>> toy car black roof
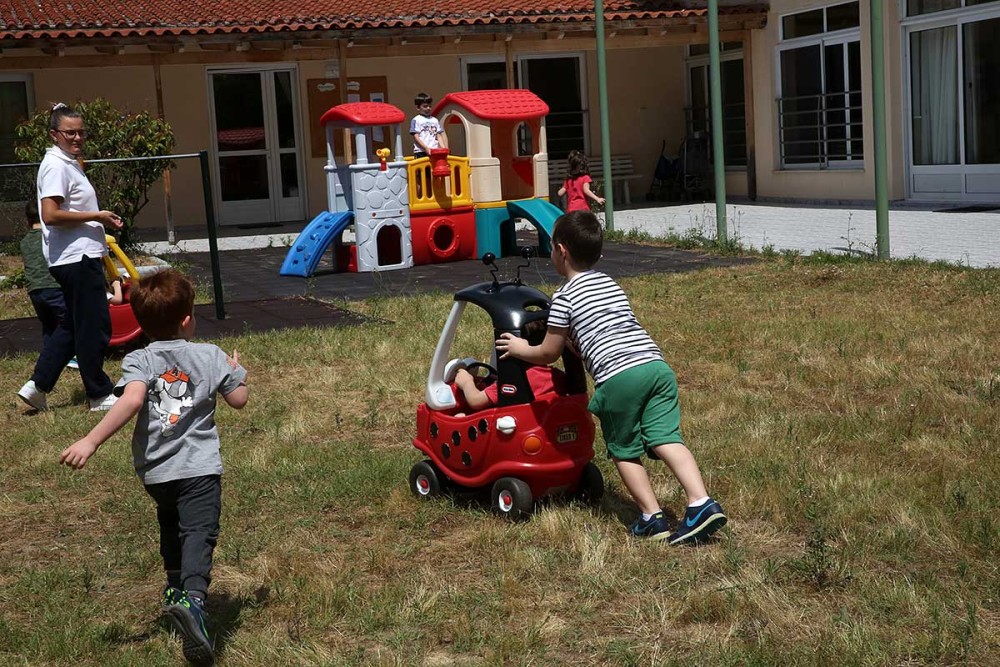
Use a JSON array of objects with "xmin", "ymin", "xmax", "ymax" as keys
[{"xmin": 454, "ymin": 281, "xmax": 550, "ymax": 331}]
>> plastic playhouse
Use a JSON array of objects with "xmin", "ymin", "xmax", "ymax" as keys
[
  {"xmin": 280, "ymin": 89, "xmax": 566, "ymax": 277},
  {"xmin": 408, "ymin": 252, "xmax": 604, "ymax": 520}
]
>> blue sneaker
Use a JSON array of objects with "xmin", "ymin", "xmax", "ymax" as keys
[
  {"xmin": 629, "ymin": 511, "xmax": 671, "ymax": 541},
  {"xmin": 669, "ymin": 498, "xmax": 728, "ymax": 545},
  {"xmin": 165, "ymin": 591, "xmax": 215, "ymax": 666}
]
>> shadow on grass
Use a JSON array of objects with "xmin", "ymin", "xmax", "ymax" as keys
[
  {"xmin": 206, "ymin": 586, "xmax": 270, "ymax": 656},
  {"xmin": 100, "ymin": 586, "xmax": 270, "ymax": 660}
]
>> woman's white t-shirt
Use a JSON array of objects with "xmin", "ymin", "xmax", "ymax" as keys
[{"xmin": 37, "ymin": 145, "xmax": 106, "ymax": 267}]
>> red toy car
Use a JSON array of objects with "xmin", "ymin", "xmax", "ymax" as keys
[{"xmin": 409, "ymin": 251, "xmax": 604, "ymax": 519}]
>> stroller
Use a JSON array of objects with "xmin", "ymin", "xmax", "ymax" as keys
[{"xmin": 645, "ymin": 140, "xmax": 681, "ymax": 202}]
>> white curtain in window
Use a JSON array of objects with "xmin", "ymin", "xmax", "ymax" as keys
[{"xmin": 912, "ymin": 26, "xmax": 959, "ymax": 165}]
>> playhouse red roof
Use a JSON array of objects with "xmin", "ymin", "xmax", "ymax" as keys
[
  {"xmin": 434, "ymin": 90, "xmax": 549, "ymax": 121},
  {"xmin": 319, "ymin": 102, "xmax": 406, "ymax": 127},
  {"xmin": 0, "ymin": 1, "xmax": 768, "ymax": 41}
]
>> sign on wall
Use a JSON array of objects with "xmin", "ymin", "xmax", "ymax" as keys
[{"xmin": 307, "ymin": 76, "xmax": 390, "ymax": 158}]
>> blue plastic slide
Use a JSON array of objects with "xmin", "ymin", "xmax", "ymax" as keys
[
  {"xmin": 505, "ymin": 198, "xmax": 563, "ymax": 253},
  {"xmin": 279, "ymin": 210, "xmax": 354, "ymax": 277}
]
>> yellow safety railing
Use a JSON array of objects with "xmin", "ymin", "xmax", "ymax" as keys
[
  {"xmin": 407, "ymin": 155, "xmax": 473, "ymax": 212},
  {"xmin": 103, "ymin": 234, "xmax": 141, "ymax": 283}
]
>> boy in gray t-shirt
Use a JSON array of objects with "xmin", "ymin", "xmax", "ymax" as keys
[{"xmin": 61, "ymin": 268, "xmax": 247, "ymax": 666}]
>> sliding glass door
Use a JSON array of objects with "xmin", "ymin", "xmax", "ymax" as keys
[{"xmin": 906, "ymin": 5, "xmax": 1000, "ymax": 199}]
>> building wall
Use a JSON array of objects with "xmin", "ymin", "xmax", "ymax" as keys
[
  {"xmin": 751, "ymin": 0, "xmax": 906, "ymax": 202},
  {"xmin": 1, "ymin": 39, "xmax": 715, "ymax": 235}
]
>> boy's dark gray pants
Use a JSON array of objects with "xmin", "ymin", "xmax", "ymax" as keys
[{"xmin": 145, "ymin": 475, "xmax": 221, "ymax": 598}]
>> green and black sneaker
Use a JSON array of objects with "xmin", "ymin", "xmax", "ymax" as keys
[
  {"xmin": 161, "ymin": 585, "xmax": 182, "ymax": 608},
  {"xmin": 164, "ymin": 591, "xmax": 215, "ymax": 666}
]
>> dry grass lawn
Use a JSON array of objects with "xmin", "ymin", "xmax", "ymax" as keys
[{"xmin": 1, "ymin": 254, "xmax": 999, "ymax": 666}]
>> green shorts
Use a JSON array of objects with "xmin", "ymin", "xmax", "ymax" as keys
[{"xmin": 588, "ymin": 360, "xmax": 684, "ymax": 460}]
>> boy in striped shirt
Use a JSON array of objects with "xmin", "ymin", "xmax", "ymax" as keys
[{"xmin": 496, "ymin": 210, "xmax": 727, "ymax": 544}]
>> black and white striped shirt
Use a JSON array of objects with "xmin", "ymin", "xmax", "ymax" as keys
[{"xmin": 548, "ymin": 270, "xmax": 663, "ymax": 384}]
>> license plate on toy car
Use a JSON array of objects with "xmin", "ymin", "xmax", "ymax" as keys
[{"xmin": 556, "ymin": 424, "xmax": 578, "ymax": 443}]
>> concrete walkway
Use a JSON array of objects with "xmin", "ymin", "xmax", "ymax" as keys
[
  {"xmin": 611, "ymin": 202, "xmax": 1000, "ymax": 268},
  {"xmin": 136, "ymin": 201, "xmax": 1000, "ymax": 268}
]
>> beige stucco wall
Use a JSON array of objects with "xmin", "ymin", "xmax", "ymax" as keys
[
  {"xmin": 3, "ymin": 37, "xmax": 747, "ymax": 236},
  {"xmin": 21, "ymin": 63, "xmax": 209, "ymax": 234},
  {"xmin": 751, "ymin": 0, "xmax": 906, "ymax": 202}
]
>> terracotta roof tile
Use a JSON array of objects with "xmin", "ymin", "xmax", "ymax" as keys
[{"xmin": 0, "ymin": 1, "xmax": 767, "ymax": 41}]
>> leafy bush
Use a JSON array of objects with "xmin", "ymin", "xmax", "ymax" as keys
[
  {"xmin": 14, "ymin": 98, "xmax": 175, "ymax": 246},
  {"xmin": 0, "ymin": 267, "xmax": 27, "ymax": 290}
]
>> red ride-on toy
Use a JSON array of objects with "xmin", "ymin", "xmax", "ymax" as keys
[
  {"xmin": 409, "ymin": 249, "xmax": 604, "ymax": 520},
  {"xmin": 102, "ymin": 234, "xmax": 145, "ymax": 347}
]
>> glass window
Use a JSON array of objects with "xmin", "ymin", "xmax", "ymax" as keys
[
  {"xmin": 910, "ymin": 26, "xmax": 960, "ymax": 165},
  {"xmin": 0, "ymin": 79, "xmax": 30, "ymax": 163},
  {"xmin": 779, "ymin": 45, "xmax": 823, "ymax": 165},
  {"xmin": 686, "ymin": 53, "xmax": 747, "ymax": 167},
  {"xmin": 908, "ymin": 0, "xmax": 962, "ymax": 15},
  {"xmin": 827, "ymin": 2, "xmax": 861, "ymax": 31},
  {"xmin": 466, "ymin": 62, "xmax": 513, "ymax": 90},
  {"xmin": 777, "ymin": 3, "xmax": 863, "ymax": 168},
  {"xmin": 783, "ymin": 9, "xmax": 824, "ymax": 39},
  {"xmin": 963, "ymin": 16, "xmax": 1000, "ymax": 164}
]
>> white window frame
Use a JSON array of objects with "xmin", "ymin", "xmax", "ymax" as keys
[
  {"xmin": 458, "ymin": 53, "xmax": 589, "ymax": 156},
  {"xmin": 775, "ymin": 3, "xmax": 863, "ymax": 170},
  {"xmin": 901, "ymin": 0, "xmax": 1000, "ymax": 20},
  {"xmin": 901, "ymin": 1, "xmax": 1000, "ymax": 199},
  {"xmin": 0, "ymin": 73, "xmax": 34, "ymax": 164},
  {"xmin": 685, "ymin": 45, "xmax": 747, "ymax": 171}
]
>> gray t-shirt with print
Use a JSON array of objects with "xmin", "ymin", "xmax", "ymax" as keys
[{"xmin": 114, "ymin": 339, "xmax": 247, "ymax": 485}]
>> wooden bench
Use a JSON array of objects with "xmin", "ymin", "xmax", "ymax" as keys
[{"xmin": 548, "ymin": 155, "xmax": 642, "ymax": 205}]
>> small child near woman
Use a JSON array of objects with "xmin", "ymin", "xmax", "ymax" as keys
[{"xmin": 558, "ymin": 150, "xmax": 606, "ymax": 212}]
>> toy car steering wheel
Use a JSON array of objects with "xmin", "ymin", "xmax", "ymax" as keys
[{"xmin": 465, "ymin": 362, "xmax": 498, "ymax": 384}]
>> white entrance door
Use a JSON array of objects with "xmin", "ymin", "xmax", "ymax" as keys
[{"xmin": 208, "ymin": 68, "xmax": 305, "ymax": 225}]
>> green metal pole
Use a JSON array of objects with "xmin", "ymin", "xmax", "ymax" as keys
[
  {"xmin": 708, "ymin": 0, "xmax": 727, "ymax": 242},
  {"xmin": 870, "ymin": 0, "xmax": 890, "ymax": 259},
  {"xmin": 595, "ymin": 0, "xmax": 614, "ymax": 231},
  {"xmin": 198, "ymin": 150, "xmax": 226, "ymax": 320}
]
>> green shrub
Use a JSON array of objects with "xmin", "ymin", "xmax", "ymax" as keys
[
  {"xmin": 14, "ymin": 98, "xmax": 175, "ymax": 246},
  {"xmin": 0, "ymin": 267, "xmax": 27, "ymax": 290}
]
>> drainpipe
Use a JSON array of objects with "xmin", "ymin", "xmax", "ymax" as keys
[
  {"xmin": 870, "ymin": 0, "xmax": 890, "ymax": 259},
  {"xmin": 708, "ymin": 0, "xmax": 727, "ymax": 242},
  {"xmin": 595, "ymin": 0, "xmax": 614, "ymax": 231}
]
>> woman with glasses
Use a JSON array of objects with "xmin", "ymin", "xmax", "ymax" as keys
[{"xmin": 17, "ymin": 103, "xmax": 123, "ymax": 412}]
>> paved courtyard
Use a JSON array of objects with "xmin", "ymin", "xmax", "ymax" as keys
[
  {"xmin": 136, "ymin": 201, "xmax": 1000, "ymax": 269},
  {"xmin": 611, "ymin": 202, "xmax": 1000, "ymax": 268}
]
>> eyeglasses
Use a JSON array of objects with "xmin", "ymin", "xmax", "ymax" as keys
[{"xmin": 55, "ymin": 129, "xmax": 88, "ymax": 139}]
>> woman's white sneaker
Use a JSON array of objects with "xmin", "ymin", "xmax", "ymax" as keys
[
  {"xmin": 17, "ymin": 380, "xmax": 48, "ymax": 411},
  {"xmin": 88, "ymin": 394, "xmax": 118, "ymax": 412}
]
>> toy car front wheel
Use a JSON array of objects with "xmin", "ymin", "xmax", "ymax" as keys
[
  {"xmin": 491, "ymin": 477, "xmax": 533, "ymax": 521},
  {"xmin": 409, "ymin": 460, "xmax": 443, "ymax": 498},
  {"xmin": 574, "ymin": 461, "xmax": 605, "ymax": 503}
]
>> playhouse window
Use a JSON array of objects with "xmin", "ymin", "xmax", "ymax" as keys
[{"xmin": 515, "ymin": 122, "xmax": 534, "ymax": 156}]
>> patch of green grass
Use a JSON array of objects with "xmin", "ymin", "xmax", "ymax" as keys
[{"xmin": 2, "ymin": 258, "xmax": 1000, "ymax": 664}]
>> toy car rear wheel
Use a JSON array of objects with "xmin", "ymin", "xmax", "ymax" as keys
[
  {"xmin": 409, "ymin": 460, "xmax": 443, "ymax": 498},
  {"xmin": 491, "ymin": 477, "xmax": 533, "ymax": 521},
  {"xmin": 574, "ymin": 461, "xmax": 605, "ymax": 503}
]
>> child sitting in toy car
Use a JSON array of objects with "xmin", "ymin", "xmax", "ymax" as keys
[{"xmin": 454, "ymin": 317, "xmax": 566, "ymax": 411}]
